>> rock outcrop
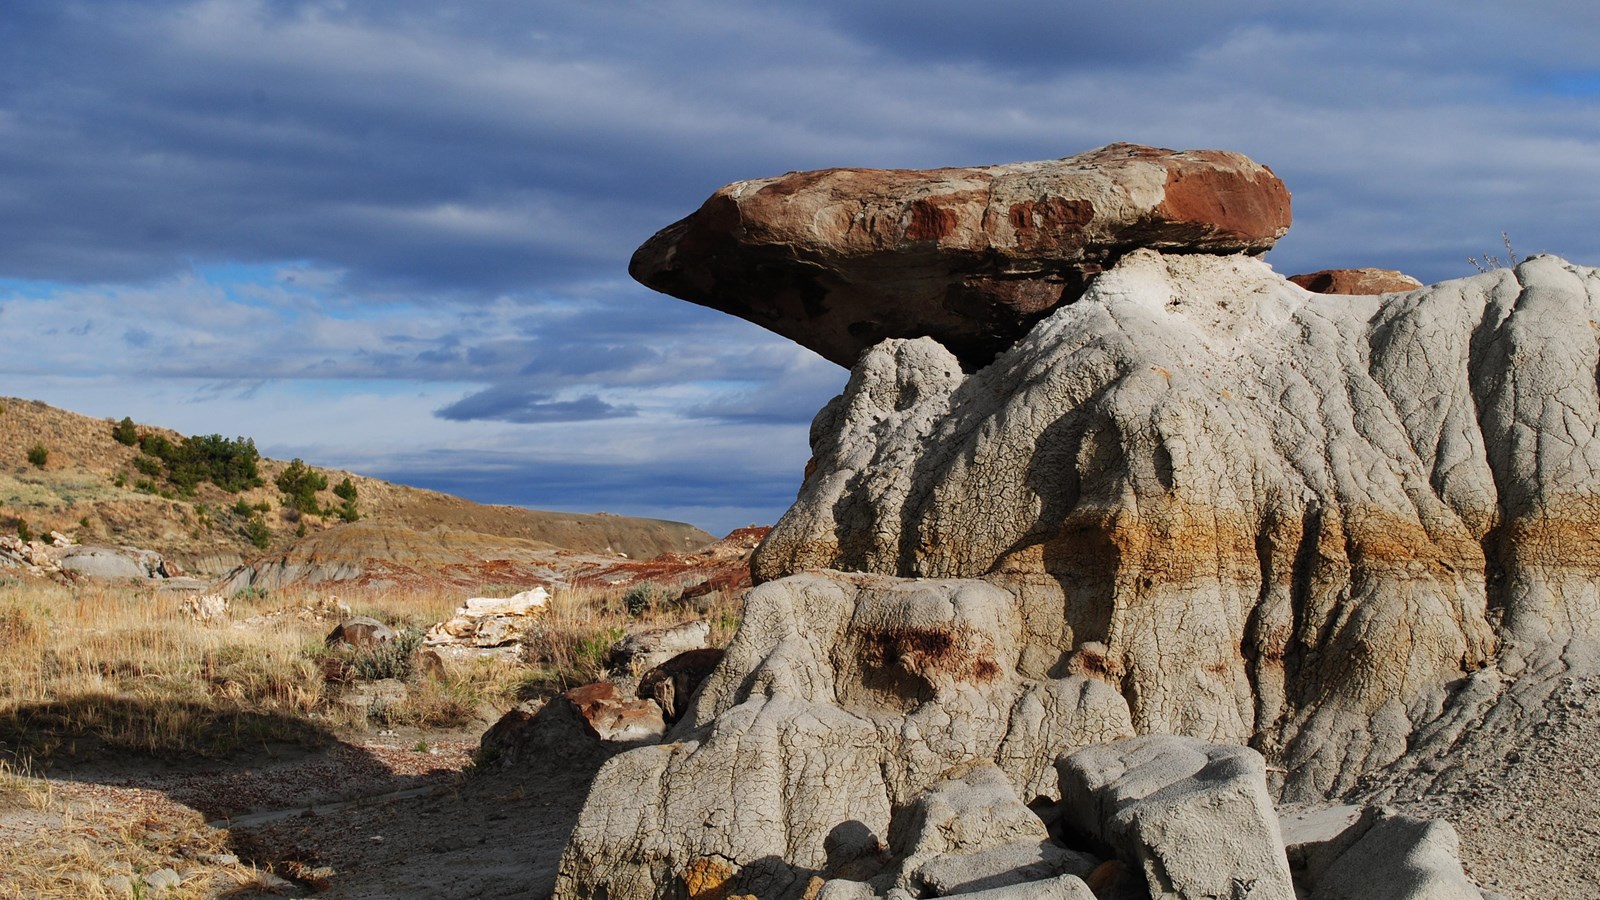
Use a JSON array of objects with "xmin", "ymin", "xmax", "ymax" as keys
[
  {"xmin": 754, "ymin": 249, "xmax": 1600, "ymax": 799},
  {"xmin": 1288, "ymin": 268, "xmax": 1423, "ymax": 295},
  {"xmin": 555, "ymin": 148, "xmax": 1577, "ymax": 899},
  {"xmin": 632, "ymin": 144, "xmax": 1290, "ymax": 369}
]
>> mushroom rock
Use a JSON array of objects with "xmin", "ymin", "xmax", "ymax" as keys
[
  {"xmin": 631, "ymin": 143, "xmax": 1291, "ymax": 370},
  {"xmin": 1289, "ymin": 268, "xmax": 1424, "ymax": 295},
  {"xmin": 755, "ymin": 250, "xmax": 1600, "ymax": 799}
]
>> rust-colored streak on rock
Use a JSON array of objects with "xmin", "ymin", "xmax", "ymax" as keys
[
  {"xmin": 1156, "ymin": 165, "xmax": 1292, "ymax": 244},
  {"xmin": 905, "ymin": 198, "xmax": 960, "ymax": 242},
  {"xmin": 865, "ymin": 626, "xmax": 1001, "ymax": 684},
  {"xmin": 1006, "ymin": 197, "xmax": 1095, "ymax": 253}
]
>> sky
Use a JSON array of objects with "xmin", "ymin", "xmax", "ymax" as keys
[{"xmin": 4, "ymin": 1, "xmax": 1600, "ymax": 536}]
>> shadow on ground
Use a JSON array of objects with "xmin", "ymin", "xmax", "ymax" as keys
[{"xmin": 0, "ymin": 696, "xmax": 605, "ymax": 898}]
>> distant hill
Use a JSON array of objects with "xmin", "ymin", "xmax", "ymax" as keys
[{"xmin": 0, "ymin": 397, "xmax": 715, "ymax": 576}]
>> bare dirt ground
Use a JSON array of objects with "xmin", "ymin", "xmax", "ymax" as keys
[
  {"xmin": 1395, "ymin": 673, "xmax": 1600, "ymax": 900},
  {"xmin": 0, "ymin": 725, "xmax": 605, "ymax": 899}
]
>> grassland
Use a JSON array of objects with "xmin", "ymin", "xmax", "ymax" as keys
[{"xmin": 0, "ymin": 571, "xmax": 741, "ymax": 896}]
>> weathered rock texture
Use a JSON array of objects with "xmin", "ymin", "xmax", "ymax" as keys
[
  {"xmin": 753, "ymin": 250, "xmax": 1600, "ymax": 800},
  {"xmin": 632, "ymin": 144, "xmax": 1290, "ymax": 369},
  {"xmin": 1059, "ymin": 736, "xmax": 1294, "ymax": 900},
  {"xmin": 554, "ymin": 573, "xmax": 1133, "ymax": 899},
  {"xmin": 1288, "ymin": 268, "xmax": 1423, "ymax": 295}
]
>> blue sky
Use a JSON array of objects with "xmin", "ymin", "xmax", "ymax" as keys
[{"xmin": 4, "ymin": 1, "xmax": 1600, "ymax": 535}]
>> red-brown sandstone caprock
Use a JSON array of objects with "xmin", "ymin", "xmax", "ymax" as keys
[
  {"xmin": 1289, "ymin": 267, "xmax": 1423, "ymax": 295},
  {"xmin": 630, "ymin": 143, "xmax": 1291, "ymax": 369}
]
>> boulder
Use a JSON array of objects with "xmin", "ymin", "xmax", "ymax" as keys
[
  {"xmin": 754, "ymin": 251, "xmax": 1600, "ymax": 799},
  {"xmin": 554, "ymin": 573, "xmax": 1137, "ymax": 900},
  {"xmin": 632, "ymin": 144, "xmax": 1291, "ymax": 369},
  {"xmin": 604, "ymin": 619, "xmax": 711, "ymax": 677},
  {"xmin": 424, "ymin": 586, "xmax": 549, "ymax": 649},
  {"xmin": 1288, "ymin": 268, "xmax": 1422, "ymax": 295},
  {"xmin": 1059, "ymin": 736, "xmax": 1295, "ymax": 900},
  {"xmin": 481, "ymin": 680, "xmax": 667, "ymax": 770},
  {"xmin": 325, "ymin": 616, "xmax": 395, "ymax": 649},
  {"xmin": 1303, "ymin": 808, "xmax": 1489, "ymax": 900},
  {"xmin": 637, "ymin": 647, "xmax": 725, "ymax": 723}
]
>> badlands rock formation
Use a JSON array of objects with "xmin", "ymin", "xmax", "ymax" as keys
[
  {"xmin": 555, "ymin": 146, "xmax": 1582, "ymax": 898},
  {"xmin": 632, "ymin": 144, "xmax": 1290, "ymax": 369}
]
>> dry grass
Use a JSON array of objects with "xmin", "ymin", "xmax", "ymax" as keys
[
  {"xmin": 0, "ymin": 756, "xmax": 270, "ymax": 899},
  {"xmin": 0, "ymin": 573, "xmax": 743, "ymax": 768},
  {"xmin": 0, "ymin": 571, "xmax": 743, "ymax": 894}
]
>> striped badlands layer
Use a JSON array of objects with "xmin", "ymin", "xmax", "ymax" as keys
[{"xmin": 754, "ymin": 249, "xmax": 1600, "ymax": 799}]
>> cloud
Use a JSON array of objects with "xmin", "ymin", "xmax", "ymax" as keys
[
  {"xmin": 434, "ymin": 389, "xmax": 636, "ymax": 424},
  {"xmin": 7, "ymin": 1, "xmax": 1600, "ymax": 534}
]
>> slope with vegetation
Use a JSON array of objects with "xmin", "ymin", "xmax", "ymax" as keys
[{"xmin": 0, "ymin": 397, "xmax": 714, "ymax": 577}]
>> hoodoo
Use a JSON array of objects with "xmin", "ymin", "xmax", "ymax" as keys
[{"xmin": 552, "ymin": 145, "xmax": 1589, "ymax": 899}]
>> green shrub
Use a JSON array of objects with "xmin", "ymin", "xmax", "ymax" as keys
[
  {"xmin": 275, "ymin": 459, "xmax": 328, "ymax": 515},
  {"xmin": 346, "ymin": 627, "xmax": 425, "ymax": 682},
  {"xmin": 133, "ymin": 479, "xmax": 158, "ymax": 494},
  {"xmin": 244, "ymin": 516, "xmax": 271, "ymax": 550},
  {"xmin": 112, "ymin": 473, "xmax": 126, "ymax": 488},
  {"xmin": 112, "ymin": 417, "xmax": 139, "ymax": 446},
  {"xmin": 333, "ymin": 477, "xmax": 358, "ymax": 502},
  {"xmin": 15, "ymin": 520, "xmax": 34, "ymax": 543},
  {"xmin": 133, "ymin": 455, "xmax": 163, "ymax": 478},
  {"xmin": 232, "ymin": 498, "xmax": 254, "ymax": 518},
  {"xmin": 25, "ymin": 444, "xmax": 48, "ymax": 468}
]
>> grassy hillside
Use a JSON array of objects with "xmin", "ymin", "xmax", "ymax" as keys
[{"xmin": 0, "ymin": 397, "xmax": 714, "ymax": 574}]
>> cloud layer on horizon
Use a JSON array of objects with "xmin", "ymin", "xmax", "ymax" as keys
[{"xmin": 5, "ymin": 0, "xmax": 1600, "ymax": 533}]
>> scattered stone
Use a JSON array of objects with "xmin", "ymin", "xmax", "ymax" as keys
[
  {"xmin": 479, "ymin": 681, "xmax": 665, "ymax": 769},
  {"xmin": 1058, "ymin": 736, "xmax": 1295, "ymax": 900},
  {"xmin": 604, "ymin": 619, "xmax": 711, "ymax": 677},
  {"xmin": 1288, "ymin": 267, "xmax": 1422, "ymax": 295},
  {"xmin": 637, "ymin": 647, "xmax": 724, "ymax": 723},
  {"xmin": 425, "ymin": 587, "xmax": 549, "ymax": 648},
  {"xmin": 180, "ymin": 593, "xmax": 229, "ymax": 622},
  {"xmin": 142, "ymin": 867, "xmax": 183, "ymax": 891},
  {"xmin": 326, "ymin": 616, "xmax": 396, "ymax": 649},
  {"xmin": 104, "ymin": 874, "xmax": 134, "ymax": 896},
  {"xmin": 631, "ymin": 143, "xmax": 1291, "ymax": 369}
]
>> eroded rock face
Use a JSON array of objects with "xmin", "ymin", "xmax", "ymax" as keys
[
  {"xmin": 1289, "ymin": 268, "xmax": 1423, "ymax": 295},
  {"xmin": 1059, "ymin": 736, "xmax": 1295, "ymax": 900},
  {"xmin": 755, "ymin": 251, "xmax": 1600, "ymax": 799},
  {"xmin": 553, "ymin": 573, "xmax": 1134, "ymax": 900},
  {"xmin": 631, "ymin": 144, "xmax": 1290, "ymax": 370}
]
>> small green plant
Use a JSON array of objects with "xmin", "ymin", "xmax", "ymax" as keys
[
  {"xmin": 333, "ymin": 477, "xmax": 358, "ymax": 502},
  {"xmin": 295, "ymin": 521, "xmax": 307, "ymax": 539},
  {"xmin": 576, "ymin": 626, "xmax": 627, "ymax": 669},
  {"xmin": 346, "ymin": 626, "xmax": 425, "ymax": 682},
  {"xmin": 133, "ymin": 478, "xmax": 158, "ymax": 494},
  {"xmin": 244, "ymin": 515, "xmax": 271, "ymax": 550},
  {"xmin": 133, "ymin": 455, "xmax": 164, "ymax": 478},
  {"xmin": 112, "ymin": 473, "xmax": 126, "ymax": 488},
  {"xmin": 112, "ymin": 416, "xmax": 139, "ymax": 446},
  {"xmin": 413, "ymin": 740, "xmax": 430, "ymax": 753},
  {"xmin": 623, "ymin": 584, "xmax": 660, "ymax": 617},
  {"xmin": 232, "ymin": 497, "xmax": 253, "ymax": 518},
  {"xmin": 275, "ymin": 459, "xmax": 328, "ymax": 515},
  {"xmin": 16, "ymin": 520, "xmax": 34, "ymax": 543},
  {"xmin": 25, "ymin": 444, "xmax": 48, "ymax": 468}
]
